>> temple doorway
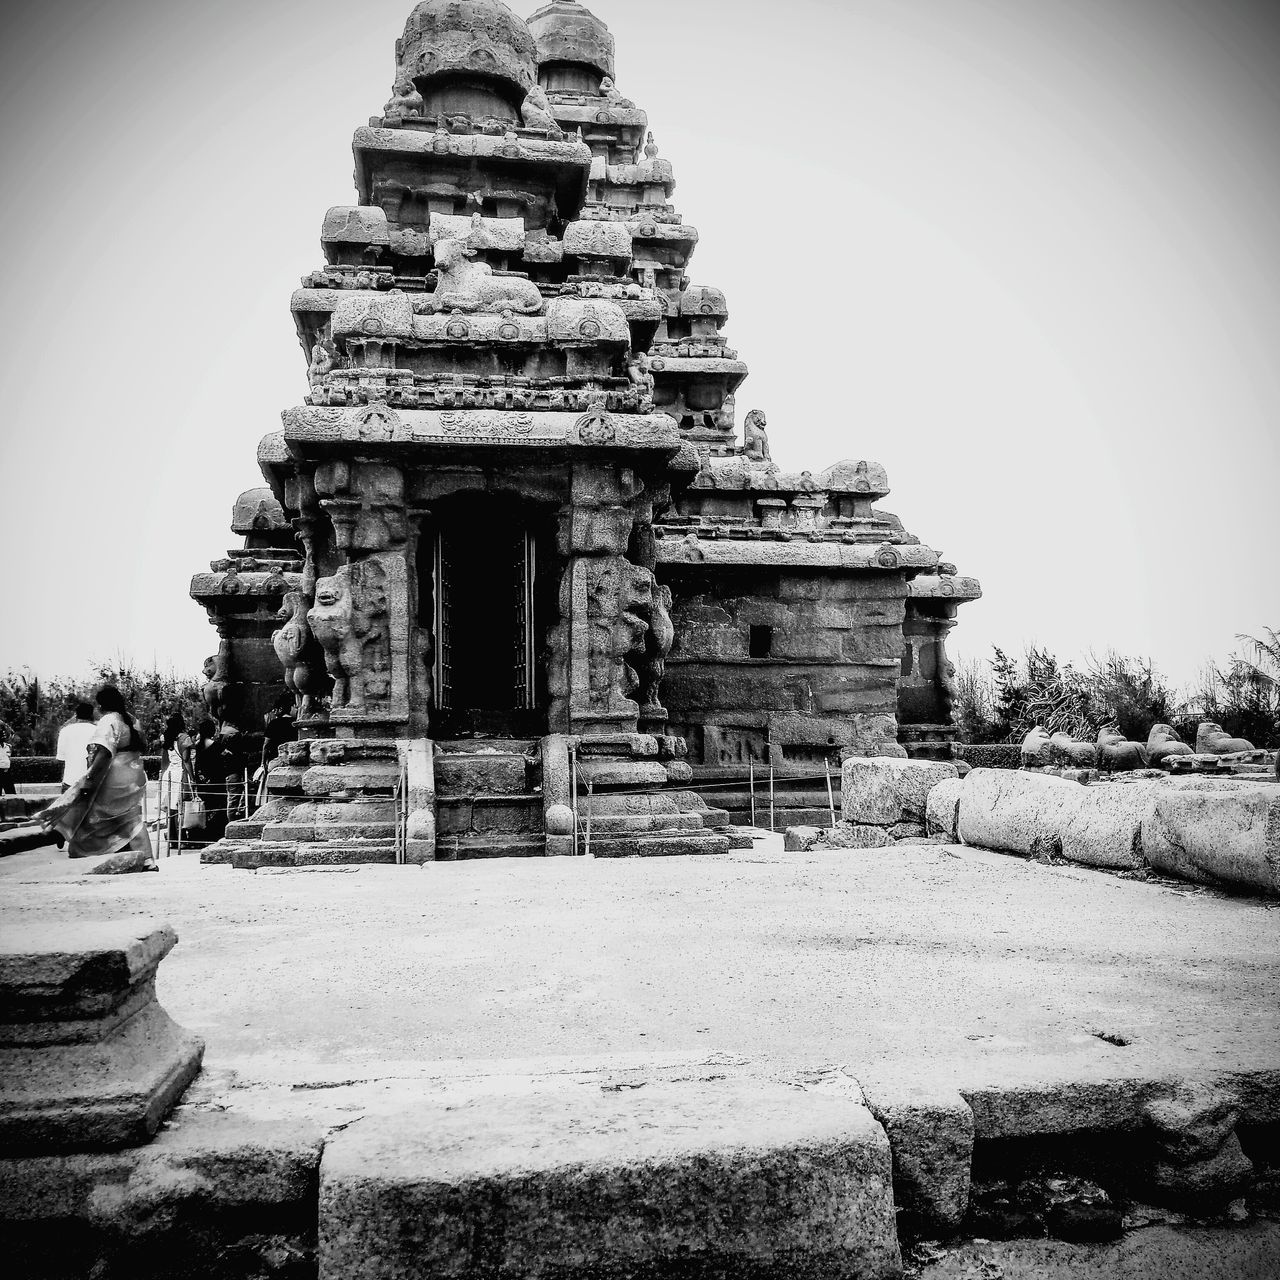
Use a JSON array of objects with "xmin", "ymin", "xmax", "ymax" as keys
[{"xmin": 420, "ymin": 499, "xmax": 552, "ymax": 738}]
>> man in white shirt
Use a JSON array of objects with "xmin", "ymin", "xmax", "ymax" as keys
[{"xmin": 56, "ymin": 703, "xmax": 97, "ymax": 792}]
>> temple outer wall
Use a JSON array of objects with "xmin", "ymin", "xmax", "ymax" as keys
[{"xmin": 661, "ymin": 569, "xmax": 909, "ymax": 766}]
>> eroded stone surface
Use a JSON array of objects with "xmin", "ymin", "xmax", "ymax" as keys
[{"xmin": 319, "ymin": 1079, "xmax": 902, "ymax": 1280}]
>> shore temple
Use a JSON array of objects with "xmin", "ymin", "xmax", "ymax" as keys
[{"xmin": 190, "ymin": 0, "xmax": 981, "ymax": 865}]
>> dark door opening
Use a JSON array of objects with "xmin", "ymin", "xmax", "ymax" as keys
[{"xmin": 424, "ymin": 502, "xmax": 549, "ymax": 738}]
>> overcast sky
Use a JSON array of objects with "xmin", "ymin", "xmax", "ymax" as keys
[{"xmin": 1, "ymin": 0, "xmax": 1276, "ymax": 689}]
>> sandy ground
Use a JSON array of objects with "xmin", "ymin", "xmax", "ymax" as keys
[{"xmin": 2, "ymin": 836, "xmax": 1277, "ymax": 1095}]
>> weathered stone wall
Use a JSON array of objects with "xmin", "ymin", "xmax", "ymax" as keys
[{"xmin": 661, "ymin": 568, "xmax": 908, "ymax": 765}]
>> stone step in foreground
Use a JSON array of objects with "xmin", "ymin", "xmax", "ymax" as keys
[
  {"xmin": 320, "ymin": 1078, "xmax": 901, "ymax": 1280},
  {"xmin": 0, "ymin": 921, "xmax": 204, "ymax": 1154}
]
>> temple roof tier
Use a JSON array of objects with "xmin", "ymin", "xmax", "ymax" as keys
[
  {"xmin": 277, "ymin": 404, "xmax": 687, "ymax": 454},
  {"xmin": 528, "ymin": 1, "xmax": 615, "ymax": 82},
  {"xmin": 396, "ymin": 1, "xmax": 538, "ymax": 103},
  {"xmin": 679, "ymin": 458, "xmax": 891, "ymax": 498},
  {"xmin": 908, "ymin": 574, "xmax": 984, "ymax": 603},
  {"xmin": 330, "ymin": 292, "xmax": 632, "ymax": 346},
  {"xmin": 353, "ymin": 126, "xmax": 591, "ymax": 220},
  {"xmin": 655, "ymin": 537, "xmax": 941, "ymax": 572},
  {"xmin": 189, "ymin": 570, "xmax": 303, "ymax": 601}
]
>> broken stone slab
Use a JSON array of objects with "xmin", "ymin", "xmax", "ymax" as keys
[
  {"xmin": 823, "ymin": 822, "xmax": 894, "ymax": 850},
  {"xmin": 0, "ymin": 1111, "xmax": 322, "ymax": 1277},
  {"xmin": 925, "ymin": 777, "xmax": 964, "ymax": 840},
  {"xmin": 318, "ymin": 1078, "xmax": 902, "ymax": 1279},
  {"xmin": 784, "ymin": 825, "xmax": 822, "ymax": 851},
  {"xmin": 0, "ymin": 922, "xmax": 204, "ymax": 1154},
  {"xmin": 863, "ymin": 1080, "xmax": 974, "ymax": 1234},
  {"xmin": 1142, "ymin": 784, "xmax": 1280, "ymax": 894},
  {"xmin": 842, "ymin": 756, "xmax": 959, "ymax": 826}
]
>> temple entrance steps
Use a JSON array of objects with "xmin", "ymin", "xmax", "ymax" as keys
[{"xmin": 433, "ymin": 739, "xmax": 546, "ymax": 861}]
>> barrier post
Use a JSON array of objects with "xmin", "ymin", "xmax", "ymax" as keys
[
  {"xmin": 749, "ymin": 760, "xmax": 756, "ymax": 828},
  {"xmin": 825, "ymin": 759, "xmax": 837, "ymax": 831}
]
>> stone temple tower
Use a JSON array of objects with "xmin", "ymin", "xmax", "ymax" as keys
[{"xmin": 190, "ymin": 0, "xmax": 980, "ymax": 866}]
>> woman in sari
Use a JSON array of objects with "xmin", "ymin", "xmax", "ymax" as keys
[{"xmin": 39, "ymin": 686, "xmax": 155, "ymax": 871}]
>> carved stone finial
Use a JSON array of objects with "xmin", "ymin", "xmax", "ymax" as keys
[{"xmin": 645, "ymin": 131, "xmax": 659, "ymax": 159}]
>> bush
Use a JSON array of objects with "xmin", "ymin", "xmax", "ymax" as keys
[
  {"xmin": 0, "ymin": 660, "xmax": 203, "ymax": 756},
  {"xmin": 955, "ymin": 743, "xmax": 1022, "ymax": 770},
  {"xmin": 11, "ymin": 756, "xmax": 164, "ymax": 784}
]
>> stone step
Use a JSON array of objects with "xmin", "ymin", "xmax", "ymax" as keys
[
  {"xmin": 436, "ymin": 738, "xmax": 539, "ymax": 756},
  {"xmin": 229, "ymin": 841, "xmax": 398, "ymax": 870},
  {"xmin": 434, "ymin": 834, "xmax": 546, "ymax": 861},
  {"xmin": 435, "ymin": 753, "xmax": 534, "ymax": 798},
  {"xmin": 582, "ymin": 793, "xmax": 681, "ymax": 817},
  {"xmin": 317, "ymin": 1078, "xmax": 900, "ymax": 1280},
  {"xmin": 438, "ymin": 795, "xmax": 544, "ymax": 837},
  {"xmin": 583, "ymin": 812, "xmax": 706, "ymax": 835},
  {"xmin": 585, "ymin": 831, "xmax": 731, "ymax": 859}
]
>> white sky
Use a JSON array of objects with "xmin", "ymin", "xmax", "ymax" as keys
[{"xmin": 1, "ymin": 0, "xmax": 1276, "ymax": 689}]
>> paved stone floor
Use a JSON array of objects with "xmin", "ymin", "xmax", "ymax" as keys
[{"xmin": 2, "ymin": 835, "xmax": 1276, "ymax": 1095}]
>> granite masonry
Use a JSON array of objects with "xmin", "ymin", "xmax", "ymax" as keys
[{"xmin": 189, "ymin": 0, "xmax": 980, "ymax": 866}]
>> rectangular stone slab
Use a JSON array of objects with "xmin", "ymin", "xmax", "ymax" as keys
[
  {"xmin": 0, "ymin": 922, "xmax": 176, "ymax": 1031},
  {"xmin": 0, "ymin": 1003, "xmax": 204, "ymax": 1154},
  {"xmin": 319, "ymin": 1079, "xmax": 901, "ymax": 1280}
]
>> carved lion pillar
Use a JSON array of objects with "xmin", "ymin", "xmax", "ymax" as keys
[
  {"xmin": 552, "ymin": 463, "xmax": 649, "ymax": 737},
  {"xmin": 307, "ymin": 459, "xmax": 412, "ymax": 738}
]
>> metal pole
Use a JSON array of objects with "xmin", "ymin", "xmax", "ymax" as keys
[
  {"xmin": 749, "ymin": 759, "xmax": 756, "ymax": 828},
  {"xmin": 570, "ymin": 745, "xmax": 579, "ymax": 858},
  {"xmin": 584, "ymin": 780, "xmax": 593, "ymax": 859},
  {"xmin": 769, "ymin": 763, "xmax": 775, "ymax": 832},
  {"xmin": 825, "ymin": 758, "xmax": 837, "ymax": 830}
]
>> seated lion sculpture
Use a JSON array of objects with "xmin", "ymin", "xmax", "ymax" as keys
[
  {"xmin": 1195, "ymin": 721, "xmax": 1260, "ymax": 756},
  {"xmin": 1048, "ymin": 732, "xmax": 1096, "ymax": 767},
  {"xmin": 1146, "ymin": 723, "xmax": 1193, "ymax": 768},
  {"xmin": 1019, "ymin": 726, "xmax": 1052, "ymax": 767},
  {"xmin": 1096, "ymin": 724, "xmax": 1148, "ymax": 772},
  {"xmin": 430, "ymin": 233, "xmax": 543, "ymax": 315}
]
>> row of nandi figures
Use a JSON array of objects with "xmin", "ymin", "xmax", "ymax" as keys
[{"xmin": 1020, "ymin": 723, "xmax": 1276, "ymax": 774}]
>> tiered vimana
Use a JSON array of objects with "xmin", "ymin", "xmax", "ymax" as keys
[{"xmin": 191, "ymin": 0, "xmax": 979, "ymax": 866}]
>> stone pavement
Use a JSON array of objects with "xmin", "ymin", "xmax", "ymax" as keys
[{"xmin": 2, "ymin": 836, "xmax": 1278, "ymax": 1276}]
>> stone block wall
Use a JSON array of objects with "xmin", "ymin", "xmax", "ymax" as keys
[{"xmin": 661, "ymin": 569, "xmax": 908, "ymax": 765}]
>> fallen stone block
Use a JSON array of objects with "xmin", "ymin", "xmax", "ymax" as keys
[
  {"xmin": 822, "ymin": 822, "xmax": 894, "ymax": 850},
  {"xmin": 925, "ymin": 777, "xmax": 964, "ymax": 840},
  {"xmin": 1142, "ymin": 784, "xmax": 1280, "ymax": 894},
  {"xmin": 1057, "ymin": 782, "xmax": 1164, "ymax": 871},
  {"xmin": 319, "ymin": 1079, "xmax": 902, "ymax": 1280},
  {"xmin": 955, "ymin": 769, "xmax": 1082, "ymax": 857},
  {"xmin": 842, "ymin": 757, "xmax": 959, "ymax": 827},
  {"xmin": 0, "ymin": 921, "xmax": 204, "ymax": 1154},
  {"xmin": 784, "ymin": 825, "xmax": 822, "ymax": 851}
]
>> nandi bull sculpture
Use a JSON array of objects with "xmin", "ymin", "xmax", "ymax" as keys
[{"xmin": 430, "ymin": 228, "xmax": 543, "ymax": 315}]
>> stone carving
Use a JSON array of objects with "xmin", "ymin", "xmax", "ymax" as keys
[
  {"xmin": 625, "ymin": 350, "xmax": 654, "ymax": 398},
  {"xmin": 638, "ymin": 582, "xmax": 675, "ymax": 716},
  {"xmin": 743, "ymin": 409, "xmax": 772, "ymax": 463},
  {"xmin": 576, "ymin": 404, "xmax": 616, "ymax": 446},
  {"xmin": 644, "ymin": 132, "xmax": 659, "ymax": 160},
  {"xmin": 1195, "ymin": 721, "xmax": 1256, "ymax": 756},
  {"xmin": 308, "ymin": 560, "xmax": 390, "ymax": 711},
  {"xmin": 201, "ymin": 650, "xmax": 230, "ymax": 725},
  {"xmin": 1147, "ymin": 724, "xmax": 1194, "ymax": 768},
  {"xmin": 1019, "ymin": 726, "xmax": 1052, "ymax": 767},
  {"xmin": 307, "ymin": 340, "xmax": 334, "ymax": 390},
  {"xmin": 272, "ymin": 591, "xmax": 329, "ymax": 719},
  {"xmin": 520, "ymin": 84, "xmax": 560, "ymax": 133},
  {"xmin": 1048, "ymin": 732, "xmax": 1097, "ymax": 767},
  {"xmin": 383, "ymin": 79, "xmax": 424, "ymax": 123},
  {"xmin": 430, "ymin": 234, "xmax": 543, "ymax": 314},
  {"xmin": 1097, "ymin": 724, "xmax": 1149, "ymax": 772}
]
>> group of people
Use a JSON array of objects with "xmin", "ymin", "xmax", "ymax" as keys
[{"xmin": 37, "ymin": 689, "xmax": 298, "ymax": 869}]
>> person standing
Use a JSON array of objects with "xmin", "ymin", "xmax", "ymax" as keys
[
  {"xmin": 0, "ymin": 720, "xmax": 14, "ymax": 795},
  {"xmin": 160, "ymin": 713, "xmax": 195, "ymax": 840},
  {"xmin": 56, "ymin": 702, "xmax": 97, "ymax": 792},
  {"xmin": 39, "ymin": 686, "xmax": 154, "ymax": 870}
]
